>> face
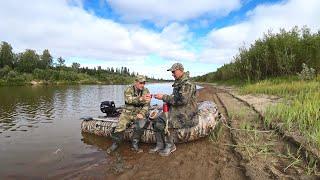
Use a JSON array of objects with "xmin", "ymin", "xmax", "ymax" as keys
[
  {"xmin": 135, "ymin": 81, "xmax": 145, "ymax": 90},
  {"xmin": 171, "ymin": 69, "xmax": 184, "ymax": 80}
]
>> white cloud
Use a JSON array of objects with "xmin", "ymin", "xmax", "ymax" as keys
[
  {"xmin": 0, "ymin": 0, "xmax": 194, "ymax": 65},
  {"xmin": 107, "ymin": 0, "xmax": 241, "ymax": 26},
  {"xmin": 1, "ymin": 0, "xmax": 320, "ymax": 79},
  {"xmin": 200, "ymin": 0, "xmax": 320, "ymax": 65}
]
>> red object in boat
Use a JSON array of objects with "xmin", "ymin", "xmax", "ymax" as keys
[{"xmin": 163, "ymin": 103, "xmax": 169, "ymax": 112}]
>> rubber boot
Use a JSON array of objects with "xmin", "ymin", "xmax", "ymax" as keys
[
  {"xmin": 106, "ymin": 131, "xmax": 123, "ymax": 154},
  {"xmin": 149, "ymin": 132, "xmax": 164, "ymax": 153},
  {"xmin": 131, "ymin": 139, "xmax": 143, "ymax": 153},
  {"xmin": 159, "ymin": 134, "xmax": 176, "ymax": 157},
  {"xmin": 131, "ymin": 123, "xmax": 144, "ymax": 153}
]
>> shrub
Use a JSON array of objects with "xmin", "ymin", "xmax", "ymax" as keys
[
  {"xmin": 297, "ymin": 63, "xmax": 316, "ymax": 80},
  {"xmin": 0, "ymin": 65, "xmax": 11, "ymax": 77}
]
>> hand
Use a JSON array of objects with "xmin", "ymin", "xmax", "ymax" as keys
[
  {"xmin": 154, "ymin": 93, "xmax": 164, "ymax": 100},
  {"xmin": 143, "ymin": 94, "xmax": 152, "ymax": 101},
  {"xmin": 136, "ymin": 114, "xmax": 144, "ymax": 120}
]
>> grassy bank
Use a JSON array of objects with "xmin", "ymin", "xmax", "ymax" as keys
[
  {"xmin": 239, "ymin": 75, "xmax": 320, "ymax": 147},
  {"xmin": 0, "ymin": 68, "xmax": 136, "ymax": 86}
]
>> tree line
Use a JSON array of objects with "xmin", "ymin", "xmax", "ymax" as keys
[
  {"xmin": 0, "ymin": 41, "xmax": 150, "ymax": 85},
  {"xmin": 194, "ymin": 26, "xmax": 320, "ymax": 83}
]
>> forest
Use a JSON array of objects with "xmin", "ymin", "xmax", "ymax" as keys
[
  {"xmin": 0, "ymin": 41, "xmax": 162, "ymax": 85},
  {"xmin": 194, "ymin": 26, "xmax": 319, "ymax": 83}
]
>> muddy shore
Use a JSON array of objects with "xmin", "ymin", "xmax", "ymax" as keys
[{"xmin": 53, "ymin": 85, "xmax": 319, "ymax": 179}]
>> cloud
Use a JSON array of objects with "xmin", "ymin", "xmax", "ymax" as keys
[
  {"xmin": 107, "ymin": 0, "xmax": 241, "ymax": 26},
  {"xmin": 200, "ymin": 0, "xmax": 320, "ymax": 65},
  {"xmin": 1, "ymin": 0, "xmax": 320, "ymax": 79},
  {"xmin": 0, "ymin": 0, "xmax": 194, "ymax": 64}
]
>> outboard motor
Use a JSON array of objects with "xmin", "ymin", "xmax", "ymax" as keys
[{"xmin": 100, "ymin": 101, "xmax": 119, "ymax": 117}]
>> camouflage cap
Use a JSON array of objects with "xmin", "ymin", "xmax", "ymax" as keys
[
  {"xmin": 135, "ymin": 75, "xmax": 147, "ymax": 82},
  {"xmin": 167, "ymin": 63, "xmax": 184, "ymax": 71}
]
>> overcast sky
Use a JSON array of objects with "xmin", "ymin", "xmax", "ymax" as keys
[{"xmin": 1, "ymin": 0, "xmax": 319, "ymax": 79}]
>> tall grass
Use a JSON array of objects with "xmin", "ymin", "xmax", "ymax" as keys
[
  {"xmin": 265, "ymin": 91, "xmax": 320, "ymax": 147},
  {"xmin": 240, "ymin": 76, "xmax": 320, "ymax": 147},
  {"xmin": 240, "ymin": 77, "xmax": 319, "ymax": 96}
]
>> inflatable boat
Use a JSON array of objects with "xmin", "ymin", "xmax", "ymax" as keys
[{"xmin": 81, "ymin": 101, "xmax": 222, "ymax": 143}]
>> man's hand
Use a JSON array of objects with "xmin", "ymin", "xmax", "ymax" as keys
[
  {"xmin": 143, "ymin": 94, "xmax": 152, "ymax": 102},
  {"xmin": 136, "ymin": 113, "xmax": 144, "ymax": 120},
  {"xmin": 154, "ymin": 94, "xmax": 164, "ymax": 100}
]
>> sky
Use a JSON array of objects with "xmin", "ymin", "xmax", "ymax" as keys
[{"xmin": 0, "ymin": 0, "xmax": 319, "ymax": 79}]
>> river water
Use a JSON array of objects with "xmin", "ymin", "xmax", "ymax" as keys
[{"xmin": 0, "ymin": 83, "xmax": 173, "ymax": 178}]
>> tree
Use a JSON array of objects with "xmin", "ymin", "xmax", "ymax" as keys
[
  {"xmin": 17, "ymin": 49, "xmax": 39, "ymax": 73},
  {"xmin": 40, "ymin": 49, "xmax": 53, "ymax": 69},
  {"xmin": 0, "ymin": 41, "xmax": 14, "ymax": 68},
  {"xmin": 71, "ymin": 62, "xmax": 80, "ymax": 70},
  {"xmin": 57, "ymin": 57, "xmax": 65, "ymax": 67}
]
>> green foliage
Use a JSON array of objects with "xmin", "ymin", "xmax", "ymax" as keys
[
  {"xmin": 240, "ymin": 77, "xmax": 320, "ymax": 148},
  {"xmin": 71, "ymin": 62, "xmax": 80, "ymax": 70},
  {"xmin": 57, "ymin": 57, "xmax": 65, "ymax": 67},
  {"xmin": 240, "ymin": 77, "xmax": 319, "ymax": 96},
  {"xmin": 297, "ymin": 63, "xmax": 316, "ymax": 80},
  {"xmin": 39, "ymin": 49, "xmax": 53, "ymax": 69},
  {"xmin": 0, "ymin": 41, "xmax": 14, "ymax": 68},
  {"xmin": 33, "ymin": 68, "xmax": 53, "ymax": 81},
  {"xmin": 0, "ymin": 41, "xmax": 164, "ymax": 86},
  {"xmin": 195, "ymin": 26, "xmax": 320, "ymax": 83},
  {"xmin": 0, "ymin": 65, "xmax": 11, "ymax": 77},
  {"xmin": 6, "ymin": 70, "xmax": 26, "ymax": 85},
  {"xmin": 17, "ymin": 49, "xmax": 40, "ymax": 73},
  {"xmin": 265, "ymin": 90, "xmax": 320, "ymax": 147}
]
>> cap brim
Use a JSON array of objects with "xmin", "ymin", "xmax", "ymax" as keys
[{"xmin": 167, "ymin": 68, "xmax": 173, "ymax": 71}]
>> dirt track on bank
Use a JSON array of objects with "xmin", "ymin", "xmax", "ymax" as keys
[{"xmin": 56, "ymin": 85, "xmax": 319, "ymax": 179}]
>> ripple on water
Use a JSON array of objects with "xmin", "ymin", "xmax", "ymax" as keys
[{"xmin": 0, "ymin": 84, "xmax": 173, "ymax": 177}]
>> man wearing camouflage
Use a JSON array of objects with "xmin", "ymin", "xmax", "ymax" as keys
[
  {"xmin": 152, "ymin": 63, "xmax": 198, "ymax": 156},
  {"xmin": 107, "ymin": 75, "xmax": 151, "ymax": 153}
]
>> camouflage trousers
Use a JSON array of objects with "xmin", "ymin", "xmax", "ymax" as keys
[
  {"xmin": 114, "ymin": 111, "xmax": 144, "ymax": 140},
  {"xmin": 152, "ymin": 113, "xmax": 196, "ymax": 140}
]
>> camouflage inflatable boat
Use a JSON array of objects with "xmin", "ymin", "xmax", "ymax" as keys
[{"xmin": 81, "ymin": 101, "xmax": 222, "ymax": 143}]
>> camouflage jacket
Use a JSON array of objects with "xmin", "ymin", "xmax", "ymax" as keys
[
  {"xmin": 124, "ymin": 84, "xmax": 150, "ymax": 118},
  {"xmin": 162, "ymin": 71, "xmax": 198, "ymax": 128}
]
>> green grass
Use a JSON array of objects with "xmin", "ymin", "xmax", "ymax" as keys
[
  {"xmin": 239, "ymin": 75, "xmax": 320, "ymax": 147},
  {"xmin": 239, "ymin": 76, "xmax": 319, "ymax": 96},
  {"xmin": 265, "ymin": 91, "xmax": 320, "ymax": 147}
]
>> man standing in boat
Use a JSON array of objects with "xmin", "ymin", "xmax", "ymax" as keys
[
  {"xmin": 152, "ymin": 63, "xmax": 198, "ymax": 156},
  {"xmin": 107, "ymin": 75, "xmax": 151, "ymax": 153}
]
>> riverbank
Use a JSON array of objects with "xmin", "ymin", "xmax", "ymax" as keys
[
  {"xmin": 54, "ymin": 84, "xmax": 319, "ymax": 179},
  {"xmin": 0, "ymin": 73, "xmax": 170, "ymax": 86},
  {"xmin": 198, "ymin": 77, "xmax": 320, "ymax": 175}
]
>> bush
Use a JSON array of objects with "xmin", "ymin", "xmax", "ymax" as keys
[
  {"xmin": 58, "ymin": 70, "xmax": 80, "ymax": 82},
  {"xmin": 33, "ymin": 68, "xmax": 53, "ymax": 81},
  {"xmin": 0, "ymin": 65, "xmax": 11, "ymax": 77},
  {"xmin": 297, "ymin": 63, "xmax": 316, "ymax": 80},
  {"xmin": 6, "ymin": 70, "xmax": 25, "ymax": 85}
]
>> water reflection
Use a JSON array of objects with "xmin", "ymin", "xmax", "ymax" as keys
[
  {"xmin": 0, "ymin": 85, "xmax": 129, "ymax": 134},
  {"xmin": 0, "ymin": 86, "xmax": 56, "ymax": 133},
  {"xmin": 0, "ymin": 83, "xmax": 174, "ymax": 178}
]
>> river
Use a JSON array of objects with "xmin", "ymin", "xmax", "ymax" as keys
[{"xmin": 0, "ymin": 83, "xmax": 173, "ymax": 178}]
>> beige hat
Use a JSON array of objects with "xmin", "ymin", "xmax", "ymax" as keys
[
  {"xmin": 135, "ymin": 75, "xmax": 147, "ymax": 82},
  {"xmin": 167, "ymin": 63, "xmax": 184, "ymax": 71}
]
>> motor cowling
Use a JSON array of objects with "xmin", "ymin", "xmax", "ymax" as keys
[{"xmin": 100, "ymin": 101, "xmax": 118, "ymax": 117}]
